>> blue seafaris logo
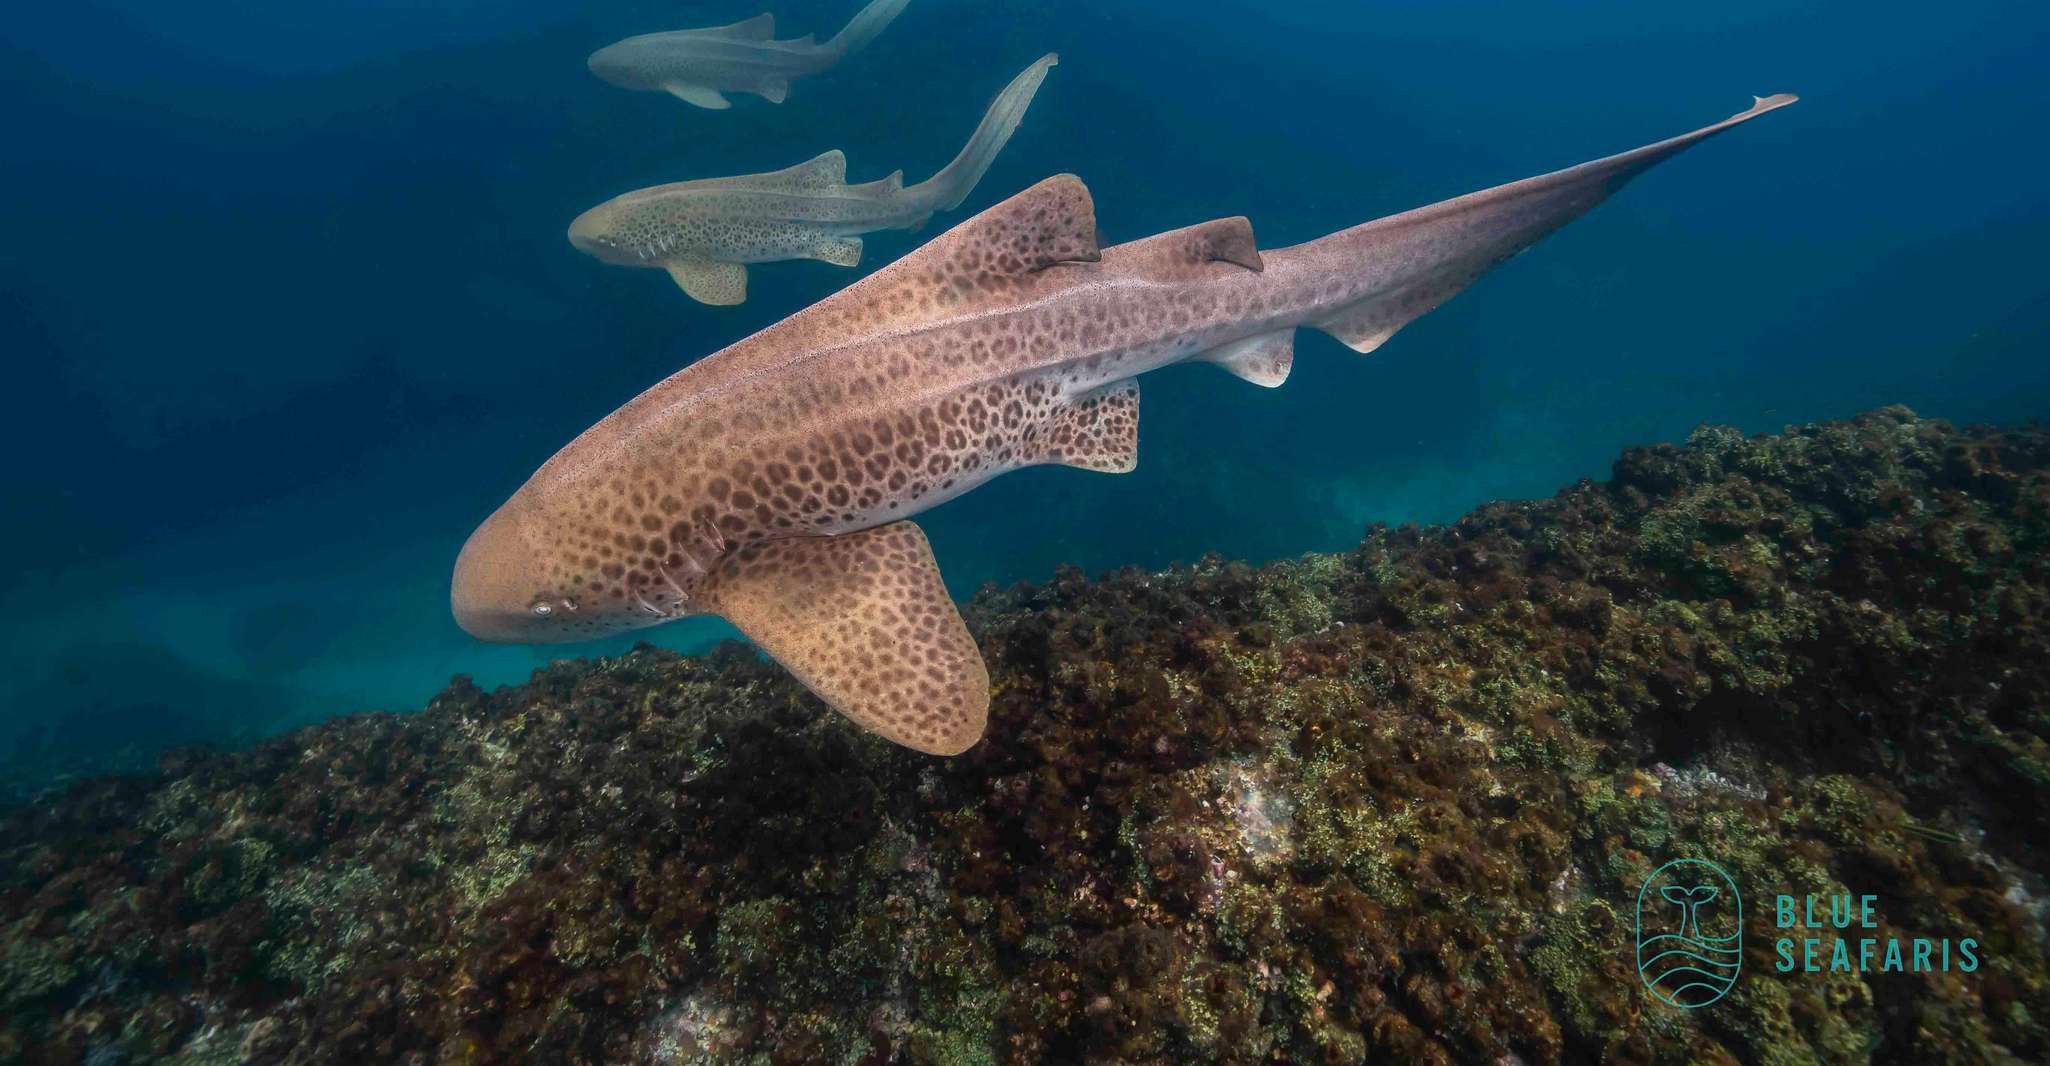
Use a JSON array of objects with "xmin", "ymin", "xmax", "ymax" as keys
[{"xmin": 1635, "ymin": 859, "xmax": 1743, "ymax": 1008}]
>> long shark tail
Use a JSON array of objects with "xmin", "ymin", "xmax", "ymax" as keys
[
  {"xmin": 824, "ymin": 0, "xmax": 911, "ymax": 59},
  {"xmin": 914, "ymin": 53, "xmax": 1058, "ymax": 213},
  {"xmin": 1271, "ymin": 93, "xmax": 1798, "ymax": 356}
]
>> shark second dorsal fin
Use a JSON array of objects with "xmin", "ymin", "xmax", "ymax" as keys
[
  {"xmin": 705, "ymin": 12, "xmax": 775, "ymax": 39},
  {"xmin": 1101, "ymin": 217, "xmax": 1263, "ymax": 279},
  {"xmin": 849, "ymin": 168, "xmax": 904, "ymax": 196},
  {"xmin": 700, "ymin": 522, "xmax": 990, "ymax": 756}
]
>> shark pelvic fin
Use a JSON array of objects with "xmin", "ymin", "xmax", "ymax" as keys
[
  {"xmin": 665, "ymin": 259, "xmax": 748, "ymax": 305},
  {"xmin": 1197, "ymin": 330, "xmax": 1294, "ymax": 388},
  {"xmin": 664, "ymin": 83, "xmax": 731, "ymax": 109},
  {"xmin": 706, "ymin": 12, "xmax": 775, "ymax": 39},
  {"xmin": 1034, "ymin": 379, "xmax": 1139, "ymax": 473},
  {"xmin": 756, "ymin": 79, "xmax": 790, "ymax": 104},
  {"xmin": 1102, "ymin": 217, "xmax": 1263, "ymax": 278},
  {"xmin": 699, "ymin": 521, "xmax": 990, "ymax": 756}
]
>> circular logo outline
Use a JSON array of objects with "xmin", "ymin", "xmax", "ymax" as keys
[{"xmin": 1634, "ymin": 857, "xmax": 1743, "ymax": 1008}]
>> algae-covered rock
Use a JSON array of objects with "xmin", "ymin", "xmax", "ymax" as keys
[{"xmin": 3, "ymin": 407, "xmax": 2049, "ymax": 1064}]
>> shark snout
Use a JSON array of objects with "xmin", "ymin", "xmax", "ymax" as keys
[
  {"xmin": 585, "ymin": 45, "xmax": 633, "ymax": 87},
  {"xmin": 452, "ymin": 510, "xmax": 550, "ymax": 642},
  {"xmin": 567, "ymin": 207, "xmax": 606, "ymax": 254}
]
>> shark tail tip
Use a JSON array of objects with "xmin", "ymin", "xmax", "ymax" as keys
[{"xmin": 1750, "ymin": 92, "xmax": 1799, "ymax": 113}]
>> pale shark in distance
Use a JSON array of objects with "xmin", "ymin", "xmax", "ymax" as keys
[
  {"xmin": 569, "ymin": 54, "xmax": 1056, "ymax": 305},
  {"xmin": 455, "ymin": 94, "xmax": 1799, "ymax": 756},
  {"xmin": 587, "ymin": 0, "xmax": 910, "ymax": 110}
]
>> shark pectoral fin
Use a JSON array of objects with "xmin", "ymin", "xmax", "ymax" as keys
[
  {"xmin": 665, "ymin": 260, "xmax": 748, "ymax": 305},
  {"xmin": 700, "ymin": 522, "xmax": 990, "ymax": 756},
  {"xmin": 664, "ymin": 83, "xmax": 731, "ymax": 109},
  {"xmin": 1034, "ymin": 379, "xmax": 1139, "ymax": 473},
  {"xmin": 809, "ymin": 235, "xmax": 862, "ymax": 267},
  {"xmin": 756, "ymin": 79, "xmax": 791, "ymax": 104},
  {"xmin": 1102, "ymin": 217, "xmax": 1263, "ymax": 278},
  {"xmin": 1197, "ymin": 330, "xmax": 1294, "ymax": 388}
]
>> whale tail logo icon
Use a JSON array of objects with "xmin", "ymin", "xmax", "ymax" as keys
[{"xmin": 1636, "ymin": 859, "xmax": 1742, "ymax": 1008}]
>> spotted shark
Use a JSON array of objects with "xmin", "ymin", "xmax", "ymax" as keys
[
  {"xmin": 569, "ymin": 53, "xmax": 1056, "ymax": 305},
  {"xmin": 587, "ymin": 0, "xmax": 910, "ymax": 110},
  {"xmin": 454, "ymin": 94, "xmax": 1798, "ymax": 756}
]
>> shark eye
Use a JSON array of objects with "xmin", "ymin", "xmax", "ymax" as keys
[{"xmin": 531, "ymin": 602, "xmax": 554, "ymax": 617}]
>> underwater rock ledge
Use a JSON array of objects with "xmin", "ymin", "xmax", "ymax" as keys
[{"xmin": 6, "ymin": 406, "xmax": 2050, "ymax": 1065}]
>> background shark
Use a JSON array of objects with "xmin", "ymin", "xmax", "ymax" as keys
[
  {"xmin": 455, "ymin": 94, "xmax": 1797, "ymax": 756},
  {"xmin": 587, "ymin": 0, "xmax": 910, "ymax": 110},
  {"xmin": 568, "ymin": 54, "xmax": 1056, "ymax": 305}
]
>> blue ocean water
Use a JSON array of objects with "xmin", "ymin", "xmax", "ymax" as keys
[{"xmin": 2, "ymin": 1, "xmax": 2046, "ymax": 780}]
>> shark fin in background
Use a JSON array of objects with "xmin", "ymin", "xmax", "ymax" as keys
[
  {"xmin": 1034, "ymin": 379, "xmax": 1140, "ymax": 472},
  {"xmin": 700, "ymin": 521, "xmax": 989, "ymax": 756},
  {"xmin": 706, "ymin": 13, "xmax": 775, "ymax": 39},
  {"xmin": 665, "ymin": 259, "xmax": 748, "ymax": 304},
  {"xmin": 664, "ymin": 83, "xmax": 732, "ymax": 109},
  {"xmin": 1197, "ymin": 330, "xmax": 1294, "ymax": 387}
]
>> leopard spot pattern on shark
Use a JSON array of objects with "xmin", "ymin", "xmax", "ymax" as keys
[
  {"xmin": 457, "ymin": 94, "xmax": 1799, "ymax": 755},
  {"xmin": 569, "ymin": 54, "xmax": 1058, "ymax": 304}
]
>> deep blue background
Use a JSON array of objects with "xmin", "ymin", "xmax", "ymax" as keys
[{"xmin": 3, "ymin": 1, "xmax": 2046, "ymax": 778}]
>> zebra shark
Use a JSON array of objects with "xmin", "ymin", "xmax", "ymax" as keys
[
  {"xmin": 569, "ymin": 54, "xmax": 1055, "ymax": 305},
  {"xmin": 587, "ymin": 0, "xmax": 910, "ymax": 110},
  {"xmin": 454, "ymin": 94, "xmax": 1798, "ymax": 756}
]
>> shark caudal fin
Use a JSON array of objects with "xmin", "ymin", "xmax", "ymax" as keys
[
  {"xmin": 914, "ymin": 54, "xmax": 1058, "ymax": 213},
  {"xmin": 1296, "ymin": 94, "xmax": 1797, "ymax": 355},
  {"xmin": 824, "ymin": 0, "xmax": 911, "ymax": 60}
]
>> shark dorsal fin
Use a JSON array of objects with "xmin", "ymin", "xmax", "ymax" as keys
[
  {"xmin": 761, "ymin": 149, "xmax": 848, "ymax": 191},
  {"xmin": 705, "ymin": 12, "xmax": 775, "ymax": 39},
  {"xmin": 753, "ymin": 175, "xmax": 1102, "ymax": 349},
  {"xmin": 914, "ymin": 173, "xmax": 1099, "ymax": 277},
  {"xmin": 880, "ymin": 173, "xmax": 1098, "ymax": 294}
]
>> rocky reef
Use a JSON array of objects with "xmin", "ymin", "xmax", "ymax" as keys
[{"xmin": 5, "ymin": 406, "xmax": 2050, "ymax": 1065}]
